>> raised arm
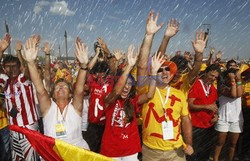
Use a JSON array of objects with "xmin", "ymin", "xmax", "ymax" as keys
[
  {"xmin": 98, "ymin": 37, "xmax": 118, "ymax": 75},
  {"xmin": 138, "ymin": 52, "xmax": 165, "ymax": 104},
  {"xmin": 87, "ymin": 46, "xmax": 100, "ymax": 70},
  {"xmin": 22, "ymin": 36, "xmax": 51, "ymax": 117},
  {"xmin": 105, "ymin": 45, "xmax": 138, "ymax": 106},
  {"xmin": 72, "ymin": 37, "xmax": 89, "ymax": 114},
  {"xmin": 188, "ymin": 31, "xmax": 208, "ymax": 85},
  {"xmin": 206, "ymin": 47, "xmax": 215, "ymax": 66},
  {"xmin": 15, "ymin": 41, "xmax": 25, "ymax": 71},
  {"xmin": 137, "ymin": 11, "xmax": 163, "ymax": 89},
  {"xmin": 0, "ymin": 33, "xmax": 11, "ymax": 61},
  {"xmin": 42, "ymin": 42, "xmax": 51, "ymax": 92},
  {"xmin": 98, "ymin": 37, "xmax": 111, "ymax": 58},
  {"xmin": 158, "ymin": 18, "xmax": 179, "ymax": 57}
]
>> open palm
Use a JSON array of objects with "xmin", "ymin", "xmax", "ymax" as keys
[
  {"xmin": 75, "ymin": 37, "xmax": 88, "ymax": 65},
  {"xmin": 165, "ymin": 19, "xmax": 179, "ymax": 37},
  {"xmin": 146, "ymin": 11, "xmax": 164, "ymax": 35},
  {"xmin": 192, "ymin": 31, "xmax": 208, "ymax": 54},
  {"xmin": 23, "ymin": 37, "xmax": 39, "ymax": 62},
  {"xmin": 0, "ymin": 34, "xmax": 11, "ymax": 53}
]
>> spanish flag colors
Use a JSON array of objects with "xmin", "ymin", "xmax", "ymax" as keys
[{"xmin": 9, "ymin": 125, "xmax": 114, "ymax": 161}]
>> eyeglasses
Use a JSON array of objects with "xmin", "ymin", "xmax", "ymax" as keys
[{"xmin": 157, "ymin": 66, "xmax": 170, "ymax": 73}]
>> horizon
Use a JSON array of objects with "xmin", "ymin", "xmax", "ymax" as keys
[{"xmin": 0, "ymin": 0, "xmax": 250, "ymax": 60}]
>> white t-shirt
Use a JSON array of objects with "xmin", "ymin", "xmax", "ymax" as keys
[
  {"xmin": 43, "ymin": 99, "xmax": 89, "ymax": 149},
  {"xmin": 218, "ymin": 96, "xmax": 243, "ymax": 122},
  {"xmin": 81, "ymin": 96, "xmax": 89, "ymax": 131}
]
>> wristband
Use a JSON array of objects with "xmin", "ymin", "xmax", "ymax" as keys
[
  {"xmin": 80, "ymin": 66, "xmax": 88, "ymax": 70},
  {"xmin": 237, "ymin": 81, "xmax": 242, "ymax": 85},
  {"xmin": 231, "ymin": 81, "xmax": 236, "ymax": 86}
]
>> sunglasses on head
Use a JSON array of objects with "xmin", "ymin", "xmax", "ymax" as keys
[{"xmin": 157, "ymin": 66, "xmax": 170, "ymax": 73}]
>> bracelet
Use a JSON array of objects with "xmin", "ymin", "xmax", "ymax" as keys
[
  {"xmin": 80, "ymin": 66, "xmax": 88, "ymax": 70},
  {"xmin": 231, "ymin": 81, "xmax": 236, "ymax": 86},
  {"xmin": 237, "ymin": 81, "xmax": 242, "ymax": 85}
]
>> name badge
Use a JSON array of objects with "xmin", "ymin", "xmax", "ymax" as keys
[
  {"xmin": 55, "ymin": 121, "xmax": 67, "ymax": 138},
  {"xmin": 162, "ymin": 121, "xmax": 174, "ymax": 140}
]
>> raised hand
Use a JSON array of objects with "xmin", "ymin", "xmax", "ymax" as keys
[
  {"xmin": 75, "ymin": 37, "xmax": 88, "ymax": 65},
  {"xmin": 151, "ymin": 52, "xmax": 165, "ymax": 74},
  {"xmin": 42, "ymin": 42, "xmax": 51, "ymax": 55},
  {"xmin": 146, "ymin": 10, "xmax": 164, "ymax": 35},
  {"xmin": 15, "ymin": 41, "xmax": 23, "ymax": 51},
  {"xmin": 127, "ymin": 45, "xmax": 138, "ymax": 67},
  {"xmin": 0, "ymin": 33, "xmax": 11, "ymax": 53},
  {"xmin": 215, "ymin": 51, "xmax": 222, "ymax": 60},
  {"xmin": 22, "ymin": 37, "xmax": 39, "ymax": 62},
  {"xmin": 192, "ymin": 31, "xmax": 208, "ymax": 54},
  {"xmin": 113, "ymin": 49, "xmax": 124, "ymax": 61},
  {"xmin": 97, "ymin": 37, "xmax": 109, "ymax": 54},
  {"xmin": 210, "ymin": 47, "xmax": 215, "ymax": 55},
  {"xmin": 165, "ymin": 19, "xmax": 179, "ymax": 37}
]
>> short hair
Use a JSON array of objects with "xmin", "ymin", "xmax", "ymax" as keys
[
  {"xmin": 51, "ymin": 78, "xmax": 73, "ymax": 98},
  {"xmin": 2, "ymin": 55, "xmax": 21, "ymax": 68},
  {"xmin": 170, "ymin": 55, "xmax": 188, "ymax": 72},
  {"xmin": 226, "ymin": 59, "xmax": 236, "ymax": 69},
  {"xmin": 204, "ymin": 64, "xmax": 221, "ymax": 74}
]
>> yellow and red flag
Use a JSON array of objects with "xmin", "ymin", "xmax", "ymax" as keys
[{"xmin": 9, "ymin": 125, "xmax": 113, "ymax": 161}]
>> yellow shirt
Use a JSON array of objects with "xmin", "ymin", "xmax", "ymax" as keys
[
  {"xmin": 142, "ymin": 86, "xmax": 189, "ymax": 150},
  {"xmin": 171, "ymin": 73, "xmax": 191, "ymax": 99},
  {"xmin": 0, "ymin": 106, "xmax": 8, "ymax": 129},
  {"xmin": 244, "ymin": 81, "xmax": 250, "ymax": 107}
]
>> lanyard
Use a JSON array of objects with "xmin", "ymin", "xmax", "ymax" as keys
[
  {"xmin": 56, "ymin": 104, "xmax": 69, "ymax": 122},
  {"xmin": 199, "ymin": 79, "xmax": 211, "ymax": 97},
  {"xmin": 156, "ymin": 87, "xmax": 171, "ymax": 120}
]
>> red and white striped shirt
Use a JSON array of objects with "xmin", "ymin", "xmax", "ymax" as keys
[{"xmin": 0, "ymin": 73, "xmax": 38, "ymax": 126}]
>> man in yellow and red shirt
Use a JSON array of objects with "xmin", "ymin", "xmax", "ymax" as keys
[{"xmin": 137, "ymin": 11, "xmax": 194, "ymax": 161}]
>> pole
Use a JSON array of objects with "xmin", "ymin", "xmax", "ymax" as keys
[
  {"xmin": 64, "ymin": 31, "xmax": 68, "ymax": 61},
  {"xmin": 5, "ymin": 20, "xmax": 11, "ymax": 55}
]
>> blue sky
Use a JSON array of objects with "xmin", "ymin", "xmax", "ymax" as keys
[{"xmin": 0, "ymin": 0, "xmax": 250, "ymax": 59}]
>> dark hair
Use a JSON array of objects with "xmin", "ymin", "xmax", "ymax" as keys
[
  {"xmin": 51, "ymin": 78, "xmax": 73, "ymax": 100},
  {"xmin": 123, "ymin": 75, "xmax": 136, "ymax": 123},
  {"xmin": 2, "ymin": 55, "xmax": 21, "ymax": 68},
  {"xmin": 170, "ymin": 55, "xmax": 188, "ymax": 72},
  {"xmin": 114, "ymin": 72, "xmax": 136, "ymax": 123},
  {"xmin": 90, "ymin": 61, "xmax": 110, "ymax": 75},
  {"xmin": 204, "ymin": 64, "xmax": 221, "ymax": 74},
  {"xmin": 226, "ymin": 59, "xmax": 236, "ymax": 69}
]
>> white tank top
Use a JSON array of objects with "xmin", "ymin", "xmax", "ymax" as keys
[
  {"xmin": 43, "ymin": 99, "xmax": 89, "ymax": 149},
  {"xmin": 218, "ymin": 96, "xmax": 243, "ymax": 122}
]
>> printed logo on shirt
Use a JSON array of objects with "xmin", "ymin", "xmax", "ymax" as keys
[{"xmin": 111, "ymin": 102, "xmax": 130, "ymax": 128}]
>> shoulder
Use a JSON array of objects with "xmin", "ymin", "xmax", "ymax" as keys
[{"xmin": 170, "ymin": 87, "xmax": 185, "ymax": 97}]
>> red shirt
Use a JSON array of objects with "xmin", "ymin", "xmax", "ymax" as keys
[
  {"xmin": 87, "ymin": 74, "xmax": 112, "ymax": 124},
  {"xmin": 188, "ymin": 79, "xmax": 218, "ymax": 128},
  {"xmin": 101, "ymin": 96, "xmax": 141, "ymax": 157}
]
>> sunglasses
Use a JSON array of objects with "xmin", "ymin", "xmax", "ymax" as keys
[{"xmin": 157, "ymin": 66, "xmax": 170, "ymax": 73}]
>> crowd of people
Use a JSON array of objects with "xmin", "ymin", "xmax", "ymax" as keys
[{"xmin": 0, "ymin": 11, "xmax": 250, "ymax": 161}]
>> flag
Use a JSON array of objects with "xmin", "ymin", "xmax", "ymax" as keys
[{"xmin": 9, "ymin": 125, "xmax": 114, "ymax": 161}]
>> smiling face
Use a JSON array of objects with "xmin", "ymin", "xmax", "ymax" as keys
[
  {"xmin": 157, "ymin": 65, "xmax": 174, "ymax": 86},
  {"xmin": 53, "ymin": 81, "xmax": 71, "ymax": 101},
  {"xmin": 203, "ymin": 70, "xmax": 219, "ymax": 85}
]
